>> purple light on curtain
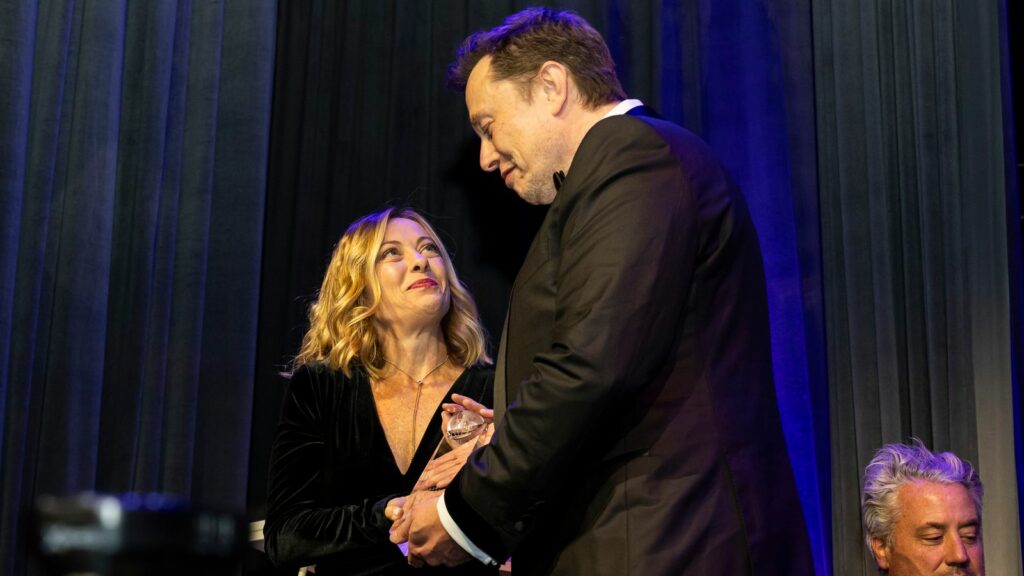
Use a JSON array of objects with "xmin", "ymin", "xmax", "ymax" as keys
[
  {"xmin": 607, "ymin": 1, "xmax": 830, "ymax": 573},
  {"xmin": 702, "ymin": 3, "xmax": 830, "ymax": 573}
]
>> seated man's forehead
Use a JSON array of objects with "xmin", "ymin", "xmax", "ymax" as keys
[{"xmin": 898, "ymin": 481, "xmax": 978, "ymax": 525}]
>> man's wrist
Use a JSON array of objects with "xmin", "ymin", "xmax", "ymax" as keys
[{"xmin": 437, "ymin": 492, "xmax": 500, "ymax": 566}]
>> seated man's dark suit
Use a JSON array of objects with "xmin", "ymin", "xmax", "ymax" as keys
[{"xmin": 444, "ymin": 107, "xmax": 815, "ymax": 575}]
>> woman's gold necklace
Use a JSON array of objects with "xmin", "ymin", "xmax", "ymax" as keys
[{"xmin": 383, "ymin": 355, "xmax": 449, "ymax": 457}]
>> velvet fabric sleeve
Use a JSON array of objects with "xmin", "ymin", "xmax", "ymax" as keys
[{"xmin": 263, "ymin": 365, "xmax": 395, "ymax": 567}]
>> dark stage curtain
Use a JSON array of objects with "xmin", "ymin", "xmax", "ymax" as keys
[
  {"xmin": 814, "ymin": 0, "xmax": 1022, "ymax": 573},
  {"xmin": 3, "ymin": 1, "xmax": 1019, "ymax": 575},
  {"xmin": 0, "ymin": 1, "xmax": 276, "ymax": 574},
  {"xmin": 1008, "ymin": 0, "xmax": 1024, "ymax": 558},
  {"xmin": 249, "ymin": 1, "xmax": 831, "ymax": 573}
]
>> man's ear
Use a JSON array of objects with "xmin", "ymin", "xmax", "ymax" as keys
[
  {"xmin": 535, "ymin": 60, "xmax": 569, "ymax": 115},
  {"xmin": 870, "ymin": 536, "xmax": 891, "ymax": 570}
]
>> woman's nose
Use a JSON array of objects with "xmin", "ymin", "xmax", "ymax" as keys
[{"xmin": 410, "ymin": 250, "xmax": 429, "ymax": 271}]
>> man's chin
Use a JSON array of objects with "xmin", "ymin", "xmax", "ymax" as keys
[{"xmin": 514, "ymin": 184, "xmax": 557, "ymax": 205}]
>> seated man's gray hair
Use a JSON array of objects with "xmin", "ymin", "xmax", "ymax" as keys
[{"xmin": 861, "ymin": 440, "xmax": 983, "ymax": 549}]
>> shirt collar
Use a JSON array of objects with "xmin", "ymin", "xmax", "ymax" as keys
[{"xmin": 602, "ymin": 98, "xmax": 644, "ymax": 119}]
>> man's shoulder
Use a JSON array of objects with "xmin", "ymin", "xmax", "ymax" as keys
[{"xmin": 586, "ymin": 112, "xmax": 706, "ymax": 157}]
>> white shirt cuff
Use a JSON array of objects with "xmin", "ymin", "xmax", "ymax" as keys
[{"xmin": 437, "ymin": 491, "xmax": 499, "ymax": 567}]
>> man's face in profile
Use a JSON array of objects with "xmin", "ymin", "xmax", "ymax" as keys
[
  {"xmin": 465, "ymin": 56, "xmax": 562, "ymax": 206},
  {"xmin": 870, "ymin": 481, "xmax": 984, "ymax": 575}
]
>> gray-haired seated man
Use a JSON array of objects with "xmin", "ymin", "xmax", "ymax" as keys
[{"xmin": 862, "ymin": 441, "xmax": 985, "ymax": 575}]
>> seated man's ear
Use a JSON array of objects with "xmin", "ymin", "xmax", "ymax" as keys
[{"xmin": 870, "ymin": 536, "xmax": 891, "ymax": 570}]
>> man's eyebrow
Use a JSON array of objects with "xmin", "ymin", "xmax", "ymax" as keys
[
  {"xmin": 913, "ymin": 522, "xmax": 953, "ymax": 536},
  {"xmin": 914, "ymin": 518, "xmax": 980, "ymax": 532}
]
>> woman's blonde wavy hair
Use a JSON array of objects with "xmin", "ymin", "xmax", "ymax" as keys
[{"xmin": 292, "ymin": 208, "xmax": 491, "ymax": 379}]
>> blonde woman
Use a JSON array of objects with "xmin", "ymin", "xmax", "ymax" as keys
[{"xmin": 264, "ymin": 208, "xmax": 495, "ymax": 575}]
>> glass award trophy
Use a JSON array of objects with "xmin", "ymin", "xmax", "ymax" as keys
[{"xmin": 430, "ymin": 410, "xmax": 487, "ymax": 460}]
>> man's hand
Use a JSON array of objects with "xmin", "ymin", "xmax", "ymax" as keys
[
  {"xmin": 413, "ymin": 394, "xmax": 495, "ymax": 492},
  {"xmin": 444, "ymin": 393, "xmax": 495, "ymax": 422},
  {"xmin": 414, "ymin": 440, "xmax": 476, "ymax": 492},
  {"xmin": 441, "ymin": 394, "xmax": 495, "ymax": 448},
  {"xmin": 399, "ymin": 489, "xmax": 472, "ymax": 567}
]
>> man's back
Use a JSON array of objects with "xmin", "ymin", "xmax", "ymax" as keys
[{"xmin": 483, "ymin": 112, "xmax": 814, "ymax": 574}]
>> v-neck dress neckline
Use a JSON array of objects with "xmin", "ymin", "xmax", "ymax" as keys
[
  {"xmin": 367, "ymin": 367, "xmax": 466, "ymax": 477},
  {"xmin": 264, "ymin": 362, "xmax": 496, "ymax": 575}
]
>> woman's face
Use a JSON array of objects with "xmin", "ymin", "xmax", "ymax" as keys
[{"xmin": 373, "ymin": 218, "xmax": 450, "ymax": 330}]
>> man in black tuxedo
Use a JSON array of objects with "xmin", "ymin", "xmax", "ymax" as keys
[{"xmin": 398, "ymin": 7, "xmax": 814, "ymax": 574}]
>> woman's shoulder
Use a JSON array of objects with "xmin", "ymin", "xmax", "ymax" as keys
[
  {"xmin": 455, "ymin": 364, "xmax": 495, "ymax": 401},
  {"xmin": 287, "ymin": 362, "xmax": 368, "ymax": 394},
  {"xmin": 462, "ymin": 364, "xmax": 494, "ymax": 380}
]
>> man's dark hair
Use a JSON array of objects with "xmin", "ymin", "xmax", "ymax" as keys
[{"xmin": 447, "ymin": 7, "xmax": 626, "ymax": 108}]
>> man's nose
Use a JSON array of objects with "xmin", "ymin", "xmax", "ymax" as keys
[
  {"xmin": 479, "ymin": 139, "xmax": 499, "ymax": 172},
  {"xmin": 944, "ymin": 535, "xmax": 970, "ymax": 565}
]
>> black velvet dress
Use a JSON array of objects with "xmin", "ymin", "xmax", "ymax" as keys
[{"xmin": 264, "ymin": 362, "xmax": 496, "ymax": 575}]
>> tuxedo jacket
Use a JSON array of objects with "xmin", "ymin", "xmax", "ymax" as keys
[{"xmin": 445, "ymin": 108, "xmax": 814, "ymax": 575}]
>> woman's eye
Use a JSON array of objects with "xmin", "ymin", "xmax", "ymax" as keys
[
  {"xmin": 379, "ymin": 247, "xmax": 399, "ymax": 259},
  {"xmin": 421, "ymin": 243, "xmax": 439, "ymax": 254}
]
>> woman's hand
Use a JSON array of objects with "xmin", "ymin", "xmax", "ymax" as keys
[
  {"xmin": 389, "ymin": 494, "xmax": 412, "ymax": 547},
  {"xmin": 385, "ymin": 496, "xmax": 407, "ymax": 523}
]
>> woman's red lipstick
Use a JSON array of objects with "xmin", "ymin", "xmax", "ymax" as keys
[{"xmin": 408, "ymin": 279, "xmax": 437, "ymax": 290}]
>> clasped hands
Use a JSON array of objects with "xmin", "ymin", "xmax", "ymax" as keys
[{"xmin": 387, "ymin": 394, "xmax": 494, "ymax": 567}]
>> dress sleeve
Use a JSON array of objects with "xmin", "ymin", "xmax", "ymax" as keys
[{"xmin": 263, "ymin": 365, "xmax": 396, "ymax": 567}]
